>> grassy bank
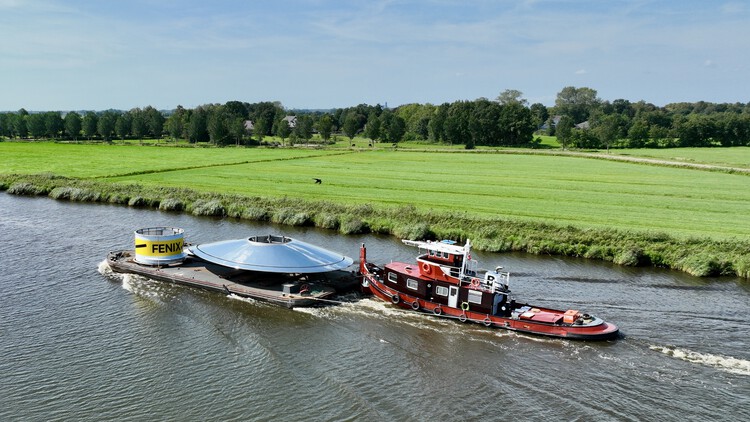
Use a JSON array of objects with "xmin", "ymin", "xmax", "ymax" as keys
[
  {"xmin": 2, "ymin": 172, "xmax": 750, "ymax": 278},
  {"xmin": 3, "ymin": 141, "xmax": 749, "ymax": 278}
]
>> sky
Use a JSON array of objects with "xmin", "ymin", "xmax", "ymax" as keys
[{"xmin": 1, "ymin": 0, "xmax": 749, "ymax": 111}]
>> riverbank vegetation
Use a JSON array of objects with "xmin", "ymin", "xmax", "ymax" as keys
[{"xmin": 2, "ymin": 142, "xmax": 749, "ymax": 279}]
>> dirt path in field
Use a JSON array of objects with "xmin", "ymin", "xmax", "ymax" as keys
[
  {"xmin": 563, "ymin": 151, "xmax": 750, "ymax": 174},
  {"xmin": 394, "ymin": 147, "xmax": 750, "ymax": 174}
]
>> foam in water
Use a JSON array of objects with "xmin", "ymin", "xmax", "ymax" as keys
[
  {"xmin": 227, "ymin": 293, "xmax": 257, "ymax": 304},
  {"xmin": 650, "ymin": 345, "xmax": 750, "ymax": 376},
  {"xmin": 97, "ymin": 260, "xmax": 113, "ymax": 276}
]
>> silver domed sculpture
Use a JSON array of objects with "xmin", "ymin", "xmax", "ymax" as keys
[{"xmin": 188, "ymin": 234, "xmax": 353, "ymax": 273}]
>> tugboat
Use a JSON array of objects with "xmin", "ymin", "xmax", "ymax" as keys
[
  {"xmin": 107, "ymin": 227, "xmax": 357, "ymax": 308},
  {"xmin": 359, "ymin": 239, "xmax": 619, "ymax": 340}
]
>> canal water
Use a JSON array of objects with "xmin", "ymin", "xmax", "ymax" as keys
[{"xmin": 1, "ymin": 193, "xmax": 748, "ymax": 421}]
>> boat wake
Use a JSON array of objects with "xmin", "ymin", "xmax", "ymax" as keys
[
  {"xmin": 226, "ymin": 293, "xmax": 258, "ymax": 305},
  {"xmin": 97, "ymin": 260, "xmax": 171, "ymax": 301},
  {"xmin": 295, "ymin": 297, "xmax": 455, "ymax": 332},
  {"xmin": 97, "ymin": 260, "xmax": 114, "ymax": 276},
  {"xmin": 650, "ymin": 345, "xmax": 750, "ymax": 376}
]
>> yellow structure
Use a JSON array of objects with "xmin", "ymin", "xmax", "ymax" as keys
[{"xmin": 133, "ymin": 227, "xmax": 186, "ymax": 265}]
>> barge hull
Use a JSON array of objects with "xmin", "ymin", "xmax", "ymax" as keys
[{"xmin": 107, "ymin": 250, "xmax": 349, "ymax": 308}]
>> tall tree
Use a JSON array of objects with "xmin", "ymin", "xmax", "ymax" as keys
[
  {"xmin": 187, "ymin": 107, "xmax": 209, "ymax": 143},
  {"xmin": 469, "ymin": 99, "xmax": 503, "ymax": 146},
  {"xmin": 294, "ymin": 115, "xmax": 314, "ymax": 141},
  {"xmin": 555, "ymin": 115, "xmax": 574, "ymax": 150},
  {"xmin": 428, "ymin": 103, "xmax": 449, "ymax": 143},
  {"xmin": 165, "ymin": 106, "xmax": 187, "ymax": 141},
  {"xmin": 499, "ymin": 102, "xmax": 535, "ymax": 146},
  {"xmin": 364, "ymin": 111, "xmax": 381, "ymax": 141},
  {"xmin": 14, "ymin": 109, "xmax": 29, "ymax": 138},
  {"xmin": 44, "ymin": 112, "xmax": 64, "ymax": 138},
  {"xmin": 130, "ymin": 108, "xmax": 147, "ymax": 140},
  {"xmin": 27, "ymin": 113, "xmax": 46, "ymax": 139},
  {"xmin": 555, "ymin": 86, "xmax": 601, "ymax": 123},
  {"xmin": 593, "ymin": 114, "xmax": 625, "ymax": 151},
  {"xmin": 64, "ymin": 112, "xmax": 82, "ymax": 141},
  {"xmin": 379, "ymin": 110, "xmax": 406, "ymax": 143},
  {"xmin": 97, "ymin": 111, "xmax": 117, "ymax": 142},
  {"xmin": 145, "ymin": 106, "xmax": 165, "ymax": 139},
  {"xmin": 317, "ymin": 114, "xmax": 333, "ymax": 141},
  {"xmin": 276, "ymin": 119, "xmax": 291, "ymax": 144},
  {"xmin": 444, "ymin": 101, "xmax": 474, "ymax": 146},
  {"xmin": 496, "ymin": 89, "xmax": 528, "ymax": 106},
  {"xmin": 207, "ymin": 106, "xmax": 229, "ymax": 145},
  {"xmin": 228, "ymin": 117, "xmax": 246, "ymax": 146},
  {"xmin": 342, "ymin": 112, "xmax": 360, "ymax": 140},
  {"xmin": 529, "ymin": 103, "xmax": 548, "ymax": 131},
  {"xmin": 0, "ymin": 113, "xmax": 10, "ymax": 137},
  {"xmin": 82, "ymin": 112, "xmax": 98, "ymax": 140},
  {"xmin": 115, "ymin": 113, "xmax": 132, "ymax": 140}
]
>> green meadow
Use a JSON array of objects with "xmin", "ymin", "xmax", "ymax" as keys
[
  {"xmin": 610, "ymin": 147, "xmax": 750, "ymax": 170},
  {"xmin": 2, "ymin": 141, "xmax": 749, "ymax": 277}
]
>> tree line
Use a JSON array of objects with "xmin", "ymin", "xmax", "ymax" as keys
[{"xmin": 2, "ymin": 87, "xmax": 750, "ymax": 148}]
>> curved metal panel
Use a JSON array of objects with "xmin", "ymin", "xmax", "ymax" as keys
[{"xmin": 189, "ymin": 235, "xmax": 353, "ymax": 273}]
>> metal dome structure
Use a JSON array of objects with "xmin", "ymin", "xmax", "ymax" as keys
[{"xmin": 188, "ymin": 234, "xmax": 354, "ymax": 273}]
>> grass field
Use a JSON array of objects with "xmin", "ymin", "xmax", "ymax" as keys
[
  {"xmin": 0, "ymin": 141, "xmax": 341, "ymax": 177},
  {"xmin": 2, "ymin": 141, "xmax": 749, "ymax": 239},
  {"xmin": 3, "ymin": 141, "xmax": 750, "ymax": 277},
  {"xmin": 610, "ymin": 147, "xmax": 750, "ymax": 170}
]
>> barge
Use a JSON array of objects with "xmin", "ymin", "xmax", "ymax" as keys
[
  {"xmin": 107, "ymin": 227, "xmax": 357, "ymax": 308},
  {"xmin": 360, "ymin": 239, "xmax": 619, "ymax": 340}
]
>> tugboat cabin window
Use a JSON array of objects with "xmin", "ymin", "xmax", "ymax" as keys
[
  {"xmin": 467, "ymin": 290, "xmax": 483, "ymax": 304},
  {"xmin": 406, "ymin": 278, "xmax": 419, "ymax": 290},
  {"xmin": 388, "ymin": 272, "xmax": 398, "ymax": 283},
  {"xmin": 435, "ymin": 285, "xmax": 449, "ymax": 296}
]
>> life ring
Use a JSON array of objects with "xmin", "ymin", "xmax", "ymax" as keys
[
  {"xmin": 411, "ymin": 300, "xmax": 420, "ymax": 310},
  {"xmin": 461, "ymin": 302, "xmax": 470, "ymax": 311},
  {"xmin": 458, "ymin": 312, "xmax": 468, "ymax": 323},
  {"xmin": 470, "ymin": 278, "xmax": 480, "ymax": 288},
  {"xmin": 483, "ymin": 316, "xmax": 492, "ymax": 327},
  {"xmin": 433, "ymin": 306, "xmax": 442, "ymax": 315},
  {"xmin": 299, "ymin": 284, "xmax": 310, "ymax": 294},
  {"xmin": 390, "ymin": 294, "xmax": 400, "ymax": 304},
  {"xmin": 421, "ymin": 262, "xmax": 432, "ymax": 274}
]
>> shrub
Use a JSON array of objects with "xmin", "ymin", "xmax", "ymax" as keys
[
  {"xmin": 191, "ymin": 199, "xmax": 226, "ymax": 216},
  {"xmin": 7, "ymin": 182, "xmax": 45, "ymax": 196},
  {"xmin": 128, "ymin": 196, "xmax": 148, "ymax": 207},
  {"xmin": 49, "ymin": 186, "xmax": 100, "ymax": 202},
  {"xmin": 159, "ymin": 198, "xmax": 184, "ymax": 212},
  {"xmin": 393, "ymin": 222, "xmax": 432, "ymax": 240},
  {"xmin": 271, "ymin": 208, "xmax": 312, "ymax": 226},
  {"xmin": 225, "ymin": 203, "xmax": 245, "ymax": 218},
  {"xmin": 339, "ymin": 216, "xmax": 369, "ymax": 234},
  {"xmin": 314, "ymin": 213, "xmax": 339, "ymax": 230},
  {"xmin": 107, "ymin": 193, "xmax": 130, "ymax": 204},
  {"xmin": 614, "ymin": 246, "xmax": 648, "ymax": 266},
  {"xmin": 242, "ymin": 207, "xmax": 270, "ymax": 221}
]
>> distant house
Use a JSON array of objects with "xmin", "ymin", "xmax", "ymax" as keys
[
  {"xmin": 575, "ymin": 121, "xmax": 590, "ymax": 130},
  {"xmin": 539, "ymin": 115, "xmax": 562, "ymax": 131},
  {"xmin": 243, "ymin": 120, "xmax": 254, "ymax": 131},
  {"xmin": 282, "ymin": 115, "xmax": 297, "ymax": 128}
]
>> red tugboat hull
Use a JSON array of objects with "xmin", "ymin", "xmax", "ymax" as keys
[{"xmin": 359, "ymin": 242, "xmax": 619, "ymax": 341}]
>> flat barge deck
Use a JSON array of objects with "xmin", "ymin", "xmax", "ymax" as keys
[{"xmin": 107, "ymin": 250, "xmax": 359, "ymax": 308}]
